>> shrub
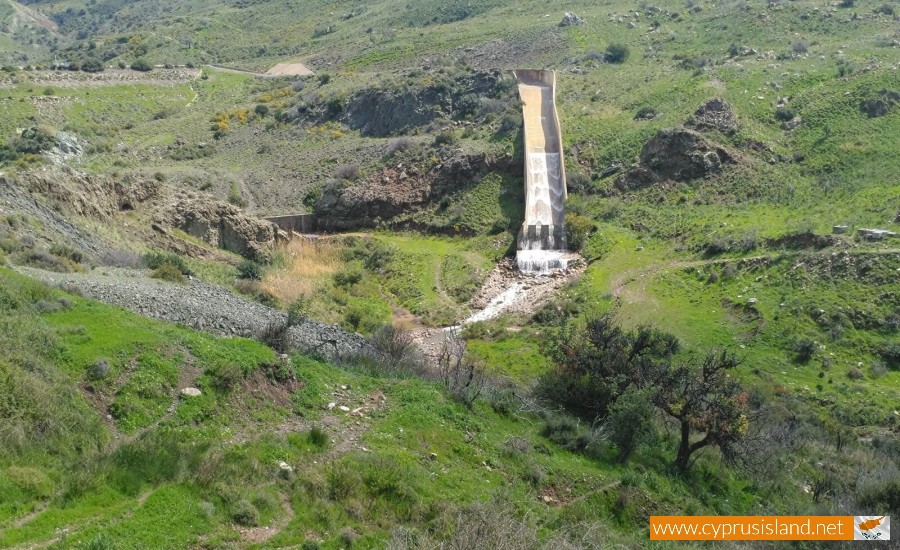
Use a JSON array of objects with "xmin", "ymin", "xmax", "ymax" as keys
[
  {"xmin": 307, "ymin": 426, "xmax": 328, "ymax": 448},
  {"xmin": 774, "ymin": 106, "xmax": 795, "ymax": 121},
  {"xmin": 143, "ymin": 251, "xmax": 192, "ymax": 275},
  {"xmin": 334, "ymin": 164, "xmax": 360, "ymax": 181},
  {"xmin": 386, "ymin": 137, "xmax": 413, "ymax": 156},
  {"xmin": 564, "ymin": 213, "xmax": 595, "ymax": 251},
  {"xmin": 540, "ymin": 415, "xmax": 598, "ymax": 454},
  {"xmin": 605, "ymin": 43, "xmax": 630, "ymax": 63},
  {"xmin": 150, "ymin": 263, "xmax": 186, "ymax": 284},
  {"xmin": 794, "ymin": 338, "xmax": 816, "ymax": 363},
  {"xmin": 433, "ymin": 130, "xmax": 458, "ymax": 146},
  {"xmin": 333, "ymin": 269, "xmax": 362, "ymax": 288},
  {"xmin": 99, "ymin": 249, "xmax": 143, "ymax": 268},
  {"xmin": 437, "ymin": 332, "xmax": 484, "ymax": 409},
  {"xmin": 130, "ymin": 59, "xmax": 152, "ymax": 72},
  {"xmin": 254, "ymin": 104, "xmax": 269, "ymax": 117},
  {"xmin": 287, "ymin": 298, "xmax": 310, "ymax": 327},
  {"xmin": 49, "ymin": 244, "xmax": 84, "ymax": 263},
  {"xmin": 370, "ymin": 324, "xmax": 423, "ymax": 375},
  {"xmin": 878, "ymin": 342, "xmax": 900, "ymax": 370},
  {"xmin": 326, "ymin": 461, "xmax": 361, "ymax": 500},
  {"xmin": 856, "ymin": 468, "xmax": 900, "ymax": 513},
  {"xmin": 81, "ymin": 58, "xmax": 104, "ymax": 73},
  {"xmin": 606, "ymin": 386, "xmax": 657, "ymax": 462},
  {"xmin": 634, "ymin": 106, "xmax": 657, "ymax": 120},
  {"xmin": 237, "ymin": 259, "xmax": 263, "ymax": 281},
  {"xmin": 790, "ymin": 41, "xmax": 809, "ymax": 54},
  {"xmin": 228, "ymin": 183, "xmax": 247, "ymax": 208},
  {"xmin": 874, "ymin": 3, "xmax": 894, "ymax": 14},
  {"xmin": 230, "ymin": 499, "xmax": 260, "ymax": 526}
]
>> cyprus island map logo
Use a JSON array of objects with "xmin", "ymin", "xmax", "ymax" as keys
[{"xmin": 854, "ymin": 516, "xmax": 890, "ymax": 541}]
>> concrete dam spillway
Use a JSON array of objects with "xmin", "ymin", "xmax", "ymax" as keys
[{"xmin": 512, "ymin": 69, "xmax": 575, "ymax": 274}]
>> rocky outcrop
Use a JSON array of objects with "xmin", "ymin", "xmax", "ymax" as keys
[
  {"xmin": 12, "ymin": 169, "xmax": 284, "ymax": 260},
  {"xmin": 339, "ymin": 70, "xmax": 506, "ymax": 137},
  {"xmin": 156, "ymin": 198, "xmax": 284, "ymax": 261},
  {"xmin": 615, "ymin": 128, "xmax": 736, "ymax": 191},
  {"xmin": 315, "ymin": 152, "xmax": 513, "ymax": 231},
  {"xmin": 686, "ymin": 98, "xmax": 738, "ymax": 134}
]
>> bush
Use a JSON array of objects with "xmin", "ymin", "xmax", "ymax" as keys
[
  {"xmin": 606, "ymin": 386, "xmax": 657, "ymax": 462},
  {"xmin": 437, "ymin": 332, "xmax": 484, "ymax": 409},
  {"xmin": 386, "ymin": 137, "xmax": 413, "ymax": 156},
  {"xmin": 230, "ymin": 499, "xmax": 260, "ymax": 526},
  {"xmin": 874, "ymin": 3, "xmax": 894, "ymax": 14},
  {"xmin": 879, "ymin": 342, "xmax": 900, "ymax": 370},
  {"xmin": 130, "ymin": 59, "xmax": 152, "ymax": 72},
  {"xmin": 228, "ymin": 183, "xmax": 247, "ymax": 208},
  {"xmin": 334, "ymin": 164, "xmax": 359, "ymax": 181},
  {"xmin": 150, "ymin": 263, "xmax": 187, "ymax": 284},
  {"xmin": 794, "ymin": 338, "xmax": 816, "ymax": 363},
  {"xmin": 254, "ymin": 104, "xmax": 269, "ymax": 117},
  {"xmin": 370, "ymin": 324, "xmax": 423, "ymax": 375},
  {"xmin": 634, "ymin": 106, "xmax": 657, "ymax": 120},
  {"xmin": 790, "ymin": 41, "xmax": 809, "ymax": 54},
  {"xmin": 433, "ymin": 130, "xmax": 458, "ymax": 146},
  {"xmin": 307, "ymin": 426, "xmax": 328, "ymax": 448},
  {"xmin": 237, "ymin": 259, "xmax": 263, "ymax": 281},
  {"xmin": 81, "ymin": 58, "xmax": 104, "ymax": 73},
  {"xmin": 605, "ymin": 43, "xmax": 630, "ymax": 63},
  {"xmin": 143, "ymin": 251, "xmax": 192, "ymax": 276},
  {"xmin": 564, "ymin": 213, "xmax": 595, "ymax": 251},
  {"xmin": 49, "ymin": 244, "xmax": 84, "ymax": 264},
  {"xmin": 540, "ymin": 415, "xmax": 601, "ymax": 456},
  {"xmin": 774, "ymin": 106, "xmax": 795, "ymax": 121}
]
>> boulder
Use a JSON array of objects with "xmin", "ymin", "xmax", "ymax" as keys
[{"xmin": 560, "ymin": 12, "xmax": 585, "ymax": 26}]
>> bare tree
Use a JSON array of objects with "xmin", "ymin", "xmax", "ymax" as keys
[
  {"xmin": 371, "ymin": 324, "xmax": 424, "ymax": 375},
  {"xmin": 437, "ymin": 330, "xmax": 485, "ymax": 409}
]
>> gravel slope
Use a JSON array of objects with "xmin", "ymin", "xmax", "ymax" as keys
[{"xmin": 17, "ymin": 266, "xmax": 374, "ymax": 359}]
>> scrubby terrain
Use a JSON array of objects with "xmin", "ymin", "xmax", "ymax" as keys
[{"xmin": 0, "ymin": 0, "xmax": 898, "ymax": 547}]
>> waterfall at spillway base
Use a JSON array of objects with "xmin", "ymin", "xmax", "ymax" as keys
[{"xmin": 516, "ymin": 249, "xmax": 578, "ymax": 275}]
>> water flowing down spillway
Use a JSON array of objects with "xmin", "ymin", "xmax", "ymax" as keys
[{"xmin": 513, "ymin": 69, "xmax": 572, "ymax": 275}]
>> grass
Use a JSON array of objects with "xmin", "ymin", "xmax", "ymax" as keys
[
  {"xmin": 0, "ymin": 0, "xmax": 898, "ymax": 544},
  {"xmin": 262, "ymin": 238, "xmax": 342, "ymax": 304}
]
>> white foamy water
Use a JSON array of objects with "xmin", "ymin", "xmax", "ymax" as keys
[
  {"xmin": 463, "ymin": 282, "xmax": 525, "ymax": 324},
  {"xmin": 516, "ymin": 249, "xmax": 575, "ymax": 275}
]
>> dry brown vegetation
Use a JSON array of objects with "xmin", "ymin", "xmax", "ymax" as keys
[{"xmin": 261, "ymin": 238, "xmax": 342, "ymax": 304}]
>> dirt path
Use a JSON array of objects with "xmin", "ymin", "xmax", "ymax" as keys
[
  {"xmin": 609, "ymin": 247, "xmax": 900, "ymax": 304},
  {"xmin": 238, "ymin": 492, "xmax": 295, "ymax": 544}
]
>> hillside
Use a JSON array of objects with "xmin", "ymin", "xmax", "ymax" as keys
[{"xmin": 0, "ymin": 0, "xmax": 898, "ymax": 547}]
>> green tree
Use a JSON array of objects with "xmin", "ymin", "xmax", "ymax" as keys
[{"xmin": 655, "ymin": 351, "xmax": 749, "ymax": 473}]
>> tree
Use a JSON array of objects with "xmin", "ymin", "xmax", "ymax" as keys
[
  {"xmin": 437, "ymin": 331, "xmax": 484, "ymax": 409},
  {"xmin": 538, "ymin": 312, "xmax": 679, "ymax": 420},
  {"xmin": 655, "ymin": 350, "xmax": 749, "ymax": 473}
]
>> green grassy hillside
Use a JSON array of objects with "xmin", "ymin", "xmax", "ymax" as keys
[{"xmin": 0, "ymin": 0, "xmax": 898, "ymax": 546}]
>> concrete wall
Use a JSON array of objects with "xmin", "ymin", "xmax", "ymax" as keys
[{"xmin": 264, "ymin": 214, "xmax": 317, "ymax": 233}]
